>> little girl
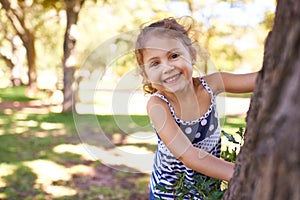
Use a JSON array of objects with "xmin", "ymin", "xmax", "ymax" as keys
[{"xmin": 135, "ymin": 17, "xmax": 257, "ymax": 199}]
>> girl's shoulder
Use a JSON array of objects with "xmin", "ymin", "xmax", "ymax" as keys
[
  {"xmin": 146, "ymin": 93, "xmax": 170, "ymax": 114},
  {"xmin": 201, "ymin": 72, "xmax": 223, "ymax": 95}
]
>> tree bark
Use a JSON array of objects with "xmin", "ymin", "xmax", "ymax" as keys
[
  {"xmin": 223, "ymin": 0, "xmax": 300, "ymax": 199},
  {"xmin": 62, "ymin": 0, "xmax": 85, "ymax": 112}
]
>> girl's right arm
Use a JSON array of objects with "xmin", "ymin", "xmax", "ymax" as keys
[{"xmin": 147, "ymin": 97, "xmax": 234, "ymax": 182}]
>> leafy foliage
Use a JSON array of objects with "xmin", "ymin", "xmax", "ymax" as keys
[
  {"xmin": 156, "ymin": 174, "xmax": 224, "ymax": 200},
  {"xmin": 155, "ymin": 127, "xmax": 245, "ymax": 199}
]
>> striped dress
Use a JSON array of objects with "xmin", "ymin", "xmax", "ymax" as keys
[{"xmin": 149, "ymin": 77, "xmax": 221, "ymax": 199}]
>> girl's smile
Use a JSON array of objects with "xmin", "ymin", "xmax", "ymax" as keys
[{"xmin": 163, "ymin": 72, "xmax": 182, "ymax": 84}]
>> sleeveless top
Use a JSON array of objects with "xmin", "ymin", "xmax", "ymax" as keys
[{"xmin": 149, "ymin": 77, "xmax": 221, "ymax": 200}]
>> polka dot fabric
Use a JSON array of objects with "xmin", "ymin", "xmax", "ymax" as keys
[{"xmin": 149, "ymin": 77, "xmax": 222, "ymax": 199}]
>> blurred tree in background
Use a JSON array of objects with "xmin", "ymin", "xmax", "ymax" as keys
[
  {"xmin": 0, "ymin": 0, "xmax": 275, "ymax": 112},
  {"xmin": 62, "ymin": 0, "xmax": 86, "ymax": 111},
  {"xmin": 0, "ymin": 0, "xmax": 65, "ymax": 92}
]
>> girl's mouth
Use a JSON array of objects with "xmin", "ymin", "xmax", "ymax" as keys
[{"xmin": 163, "ymin": 73, "xmax": 181, "ymax": 83}]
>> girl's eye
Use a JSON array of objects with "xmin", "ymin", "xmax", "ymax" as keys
[
  {"xmin": 150, "ymin": 61, "xmax": 160, "ymax": 68},
  {"xmin": 170, "ymin": 53, "xmax": 180, "ymax": 60}
]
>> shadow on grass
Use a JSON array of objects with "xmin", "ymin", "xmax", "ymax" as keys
[
  {"xmin": 0, "ymin": 91, "xmax": 245, "ymax": 200},
  {"xmin": 0, "ymin": 110, "xmax": 152, "ymax": 200}
]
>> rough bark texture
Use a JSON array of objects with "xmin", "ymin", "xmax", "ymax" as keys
[{"xmin": 223, "ymin": 0, "xmax": 300, "ymax": 199}]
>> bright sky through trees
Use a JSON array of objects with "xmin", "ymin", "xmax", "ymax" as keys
[{"xmin": 167, "ymin": 0, "xmax": 275, "ymax": 27}]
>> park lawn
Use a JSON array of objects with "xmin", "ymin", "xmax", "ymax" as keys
[
  {"xmin": 0, "ymin": 86, "xmax": 246, "ymax": 199},
  {"xmin": 0, "ymin": 111, "xmax": 152, "ymax": 200},
  {"xmin": 0, "ymin": 86, "xmax": 48, "ymax": 102}
]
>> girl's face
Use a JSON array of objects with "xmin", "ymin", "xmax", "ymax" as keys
[{"xmin": 142, "ymin": 36, "xmax": 194, "ymax": 94}]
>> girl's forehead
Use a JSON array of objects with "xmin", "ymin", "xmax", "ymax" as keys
[{"xmin": 142, "ymin": 36, "xmax": 186, "ymax": 51}]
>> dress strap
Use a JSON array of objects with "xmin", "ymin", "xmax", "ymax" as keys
[
  {"xmin": 199, "ymin": 77, "xmax": 215, "ymax": 103},
  {"xmin": 151, "ymin": 93, "xmax": 170, "ymax": 104},
  {"xmin": 151, "ymin": 93, "xmax": 177, "ymax": 120},
  {"xmin": 151, "ymin": 78, "xmax": 215, "ymax": 126}
]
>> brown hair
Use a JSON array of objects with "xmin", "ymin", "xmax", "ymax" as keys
[{"xmin": 135, "ymin": 17, "xmax": 197, "ymax": 94}]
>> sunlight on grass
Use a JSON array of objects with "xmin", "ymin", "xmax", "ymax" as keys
[
  {"xmin": 0, "ymin": 86, "xmax": 247, "ymax": 200},
  {"xmin": 117, "ymin": 145, "xmax": 153, "ymax": 155},
  {"xmin": 43, "ymin": 185, "xmax": 77, "ymax": 198},
  {"xmin": 11, "ymin": 126, "xmax": 29, "ymax": 134},
  {"xmin": 123, "ymin": 131, "xmax": 157, "ymax": 145},
  {"xmin": 13, "ymin": 112, "xmax": 29, "ymax": 120},
  {"xmin": 25, "ymin": 160, "xmax": 72, "ymax": 184},
  {"xmin": 53, "ymin": 143, "xmax": 154, "ymax": 173},
  {"xmin": 0, "ymin": 193, "xmax": 7, "ymax": 199},
  {"xmin": 34, "ymin": 129, "xmax": 67, "ymax": 138},
  {"xmin": 0, "ymin": 86, "xmax": 47, "ymax": 102},
  {"xmin": 24, "ymin": 159, "xmax": 77, "ymax": 197},
  {"xmin": 53, "ymin": 144, "xmax": 95, "ymax": 161},
  {"xmin": 3, "ymin": 109, "xmax": 13, "ymax": 115},
  {"xmin": 0, "ymin": 118, "xmax": 7, "ymax": 125},
  {"xmin": 0, "ymin": 164, "xmax": 17, "ymax": 187},
  {"xmin": 15, "ymin": 120, "xmax": 39, "ymax": 127},
  {"xmin": 8, "ymin": 126, "xmax": 29, "ymax": 134},
  {"xmin": 40, "ymin": 122, "xmax": 64, "ymax": 130},
  {"xmin": 82, "ymin": 144, "xmax": 154, "ymax": 173},
  {"xmin": 69, "ymin": 164, "xmax": 95, "ymax": 176},
  {"xmin": 221, "ymin": 115, "xmax": 246, "ymax": 154}
]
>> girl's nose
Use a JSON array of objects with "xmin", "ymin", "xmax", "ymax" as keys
[{"xmin": 162, "ymin": 64, "xmax": 175, "ymax": 74}]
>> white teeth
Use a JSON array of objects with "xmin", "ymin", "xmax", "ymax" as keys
[{"xmin": 165, "ymin": 74, "xmax": 180, "ymax": 83}]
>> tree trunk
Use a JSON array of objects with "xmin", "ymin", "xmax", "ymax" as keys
[
  {"xmin": 62, "ymin": 0, "xmax": 85, "ymax": 112},
  {"xmin": 23, "ymin": 29, "xmax": 37, "ymax": 94},
  {"xmin": 223, "ymin": 0, "xmax": 300, "ymax": 199},
  {"xmin": 0, "ymin": 0, "xmax": 37, "ymax": 92}
]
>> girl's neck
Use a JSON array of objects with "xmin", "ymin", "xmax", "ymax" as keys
[
  {"xmin": 158, "ymin": 78, "xmax": 209, "ymax": 121},
  {"xmin": 161, "ymin": 81, "xmax": 198, "ymax": 105}
]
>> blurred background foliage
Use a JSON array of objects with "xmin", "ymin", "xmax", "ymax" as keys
[
  {"xmin": 0, "ymin": 0, "xmax": 275, "ymax": 92},
  {"xmin": 0, "ymin": 1, "xmax": 276, "ymax": 199}
]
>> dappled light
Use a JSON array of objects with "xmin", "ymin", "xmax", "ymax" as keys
[
  {"xmin": 15, "ymin": 120, "xmax": 39, "ymax": 127},
  {"xmin": 42, "ymin": 185, "xmax": 77, "ymax": 198},
  {"xmin": 25, "ymin": 159, "xmax": 72, "ymax": 185},
  {"xmin": 1, "ymin": 100, "xmax": 62, "ymax": 114},
  {"xmin": 9, "ymin": 126, "xmax": 29, "ymax": 134},
  {"xmin": 0, "ymin": 164, "xmax": 17, "ymax": 188},
  {"xmin": 53, "ymin": 144, "xmax": 95, "ymax": 161},
  {"xmin": 82, "ymin": 144, "xmax": 155, "ymax": 173},
  {"xmin": 40, "ymin": 122, "xmax": 64, "ymax": 130},
  {"xmin": 3, "ymin": 109, "xmax": 13, "ymax": 115},
  {"xmin": 122, "ymin": 131, "xmax": 157, "ymax": 145},
  {"xmin": 53, "ymin": 139, "xmax": 155, "ymax": 173},
  {"xmin": 0, "ymin": 0, "xmax": 277, "ymax": 198},
  {"xmin": 0, "ymin": 87, "xmax": 249, "ymax": 199},
  {"xmin": 24, "ymin": 159, "xmax": 93, "ymax": 198}
]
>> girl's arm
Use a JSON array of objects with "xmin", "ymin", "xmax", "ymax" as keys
[
  {"xmin": 147, "ymin": 97, "xmax": 234, "ymax": 182},
  {"xmin": 205, "ymin": 72, "xmax": 258, "ymax": 94}
]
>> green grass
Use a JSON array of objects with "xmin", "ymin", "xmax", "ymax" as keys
[
  {"xmin": 225, "ymin": 92, "xmax": 253, "ymax": 98},
  {"xmin": 0, "ymin": 86, "xmax": 246, "ymax": 199},
  {"xmin": 0, "ymin": 110, "xmax": 153, "ymax": 199},
  {"xmin": 0, "ymin": 112, "xmax": 245, "ymax": 199},
  {"xmin": 221, "ymin": 115, "xmax": 246, "ymax": 134},
  {"xmin": 0, "ymin": 86, "xmax": 48, "ymax": 102}
]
